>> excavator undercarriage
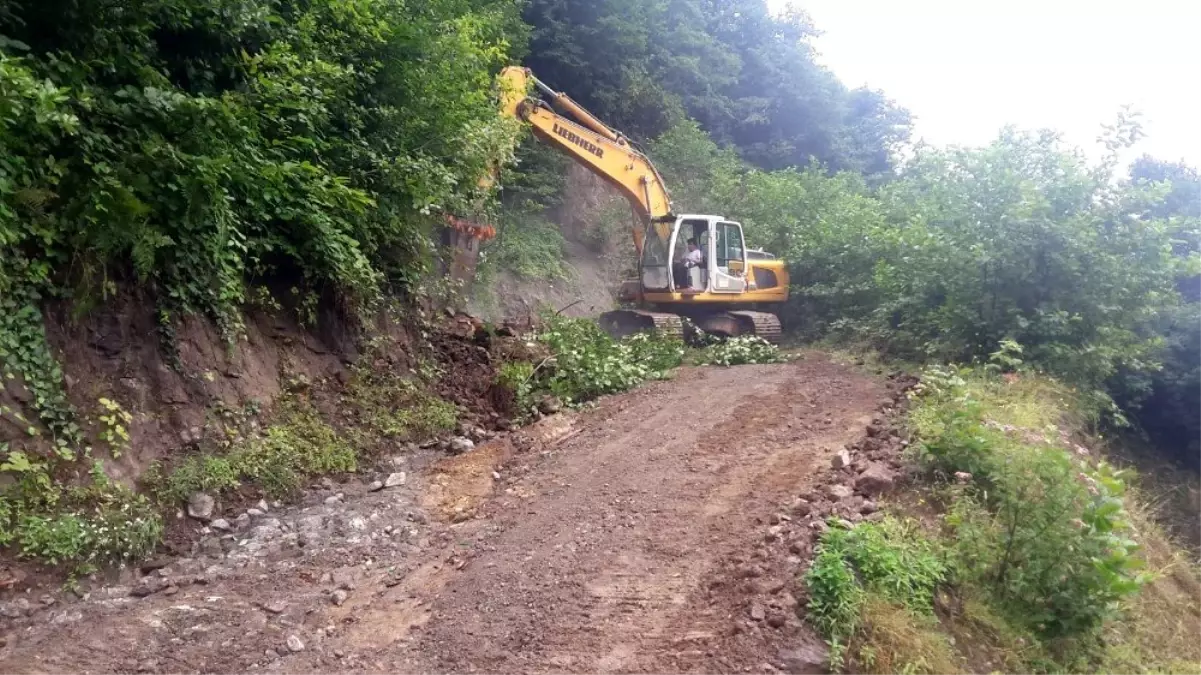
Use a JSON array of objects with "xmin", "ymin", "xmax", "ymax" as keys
[{"xmin": 599, "ymin": 308, "xmax": 782, "ymax": 344}]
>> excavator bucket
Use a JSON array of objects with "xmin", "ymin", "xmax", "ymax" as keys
[{"xmin": 440, "ymin": 214, "xmax": 497, "ymax": 285}]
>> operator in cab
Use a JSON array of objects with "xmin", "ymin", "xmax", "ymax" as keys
[{"xmin": 673, "ymin": 238, "xmax": 704, "ymax": 290}]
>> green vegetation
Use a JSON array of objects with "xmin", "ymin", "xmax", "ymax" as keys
[
  {"xmin": 341, "ymin": 346, "xmax": 460, "ymax": 445},
  {"xmin": 696, "ymin": 336, "xmax": 785, "ymax": 366},
  {"xmin": 496, "ymin": 360, "xmax": 537, "ymax": 416},
  {"xmin": 805, "ymin": 517, "xmax": 950, "ymax": 671},
  {"xmin": 146, "ymin": 397, "xmax": 356, "ymax": 502},
  {"xmin": 806, "ymin": 351, "xmax": 1200, "ymax": 673},
  {"xmin": 0, "ymin": 462, "xmax": 161, "ymax": 570},
  {"xmin": 532, "ymin": 315, "xmax": 683, "ymax": 403},
  {"xmin": 483, "ymin": 216, "xmax": 573, "ymax": 281},
  {"xmin": 916, "ymin": 369, "xmax": 1145, "ymax": 640},
  {"xmin": 2, "ymin": 0, "xmax": 522, "ymax": 568},
  {"xmin": 1, "ymin": 0, "xmax": 524, "ymax": 331}
]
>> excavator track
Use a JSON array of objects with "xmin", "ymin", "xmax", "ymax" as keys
[
  {"xmin": 599, "ymin": 310, "xmax": 684, "ymax": 341},
  {"xmin": 727, "ymin": 311, "xmax": 782, "ymax": 344}
]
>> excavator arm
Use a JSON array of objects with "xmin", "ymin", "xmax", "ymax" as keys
[{"xmin": 497, "ymin": 66, "xmax": 674, "ymax": 256}]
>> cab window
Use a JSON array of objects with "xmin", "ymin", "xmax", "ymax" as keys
[{"xmin": 715, "ymin": 222, "xmax": 743, "ymax": 267}]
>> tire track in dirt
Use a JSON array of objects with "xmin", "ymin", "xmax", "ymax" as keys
[
  {"xmin": 0, "ymin": 353, "xmax": 882, "ymax": 674},
  {"xmin": 336, "ymin": 353, "xmax": 883, "ymax": 674}
]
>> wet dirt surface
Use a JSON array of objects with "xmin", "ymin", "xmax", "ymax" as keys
[{"xmin": 0, "ymin": 354, "xmax": 884, "ymax": 674}]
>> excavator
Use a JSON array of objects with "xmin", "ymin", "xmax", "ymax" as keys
[{"xmin": 472, "ymin": 66, "xmax": 790, "ymax": 342}]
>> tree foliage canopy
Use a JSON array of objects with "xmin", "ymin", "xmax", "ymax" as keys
[
  {"xmin": 521, "ymin": 0, "xmax": 911, "ymax": 174},
  {"xmin": 2, "ymin": 0, "xmax": 525, "ymax": 328}
]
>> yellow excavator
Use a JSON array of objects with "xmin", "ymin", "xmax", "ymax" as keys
[{"xmin": 490, "ymin": 66, "xmax": 790, "ymax": 342}]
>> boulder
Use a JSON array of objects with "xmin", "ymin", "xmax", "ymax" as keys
[
  {"xmin": 778, "ymin": 639, "xmax": 829, "ymax": 674},
  {"xmin": 855, "ymin": 463, "xmax": 896, "ymax": 496},
  {"xmin": 187, "ymin": 493, "xmax": 215, "ymax": 521}
]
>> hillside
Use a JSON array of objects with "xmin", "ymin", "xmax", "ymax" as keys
[{"xmin": 2, "ymin": 0, "xmax": 1199, "ymax": 673}]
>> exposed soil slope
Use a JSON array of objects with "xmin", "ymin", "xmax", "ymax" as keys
[{"xmin": 0, "ymin": 354, "xmax": 885, "ymax": 674}]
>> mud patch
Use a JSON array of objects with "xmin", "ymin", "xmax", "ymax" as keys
[{"xmin": 420, "ymin": 439, "xmax": 514, "ymax": 521}]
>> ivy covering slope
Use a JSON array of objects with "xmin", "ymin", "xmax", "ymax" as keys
[{"xmin": 1, "ymin": 0, "xmax": 524, "ymax": 330}]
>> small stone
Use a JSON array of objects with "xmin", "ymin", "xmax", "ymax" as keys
[
  {"xmin": 286, "ymin": 635, "xmax": 305, "ymax": 653},
  {"xmin": 859, "ymin": 500, "xmax": 879, "ymax": 515},
  {"xmin": 448, "ymin": 437, "xmax": 475, "ymax": 454},
  {"xmin": 831, "ymin": 449, "xmax": 852, "ymax": 470},
  {"xmin": 199, "ymin": 537, "xmax": 224, "ymax": 557},
  {"xmin": 324, "ymin": 493, "xmax": 344, "ymax": 506},
  {"xmin": 210, "ymin": 518, "xmax": 232, "ymax": 532},
  {"xmin": 492, "ymin": 471, "xmax": 501, "ymax": 480},
  {"xmin": 791, "ymin": 499, "xmax": 812, "ymax": 516},
  {"xmin": 330, "ymin": 589, "xmax": 349, "ymax": 606},
  {"xmin": 538, "ymin": 396, "xmax": 563, "ymax": 414},
  {"xmin": 824, "ymin": 484, "xmax": 853, "ymax": 501},
  {"xmin": 766, "ymin": 612, "xmax": 787, "ymax": 628},
  {"xmin": 264, "ymin": 649, "xmax": 280, "ymax": 661},
  {"xmin": 246, "ymin": 508, "xmax": 265, "ymax": 517},
  {"xmin": 749, "ymin": 603, "xmax": 766, "ymax": 621},
  {"xmin": 257, "ymin": 601, "xmax": 286, "ymax": 614},
  {"xmin": 162, "ymin": 585, "xmax": 179, "ymax": 596},
  {"xmin": 765, "ymin": 525, "xmax": 783, "ymax": 541},
  {"xmin": 368, "ymin": 480, "xmax": 385, "ymax": 492},
  {"xmin": 256, "ymin": 499, "xmax": 269, "ymax": 513},
  {"xmin": 235, "ymin": 513, "xmax": 251, "ymax": 528},
  {"xmin": 0, "ymin": 604, "xmax": 23, "ymax": 619},
  {"xmin": 384, "ymin": 472, "xmax": 407, "ymax": 488},
  {"xmin": 187, "ymin": 492, "xmax": 215, "ymax": 521}
]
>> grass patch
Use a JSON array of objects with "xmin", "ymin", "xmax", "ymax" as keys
[
  {"xmin": 145, "ymin": 397, "xmax": 357, "ymax": 502},
  {"xmin": 341, "ymin": 353, "xmax": 459, "ymax": 444},
  {"xmin": 805, "ymin": 516, "xmax": 950, "ymax": 668},
  {"xmin": 0, "ymin": 466, "xmax": 162, "ymax": 570},
  {"xmin": 853, "ymin": 596, "xmax": 958, "ymax": 675}
]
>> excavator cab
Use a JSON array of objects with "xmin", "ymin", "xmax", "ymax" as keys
[{"xmin": 641, "ymin": 215, "xmax": 748, "ymax": 295}]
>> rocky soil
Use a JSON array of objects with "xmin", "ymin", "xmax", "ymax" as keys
[{"xmin": 0, "ymin": 354, "xmax": 915, "ymax": 674}]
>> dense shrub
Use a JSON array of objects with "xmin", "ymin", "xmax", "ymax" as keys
[
  {"xmin": 535, "ymin": 316, "xmax": 683, "ymax": 402},
  {"xmin": 1, "ymin": 0, "xmax": 524, "ymax": 329},
  {"xmin": 910, "ymin": 365, "xmax": 1147, "ymax": 639}
]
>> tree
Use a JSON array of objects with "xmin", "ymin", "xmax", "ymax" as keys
[
  {"xmin": 517, "ymin": 0, "xmax": 912, "ymax": 174},
  {"xmin": 1, "ymin": 0, "xmax": 526, "ymax": 331}
]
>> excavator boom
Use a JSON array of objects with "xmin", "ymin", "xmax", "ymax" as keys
[{"xmin": 499, "ymin": 66, "xmax": 675, "ymax": 256}]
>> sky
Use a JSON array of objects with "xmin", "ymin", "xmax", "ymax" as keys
[{"xmin": 768, "ymin": 0, "xmax": 1201, "ymax": 168}]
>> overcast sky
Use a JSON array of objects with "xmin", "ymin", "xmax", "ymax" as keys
[{"xmin": 769, "ymin": 0, "xmax": 1201, "ymax": 168}]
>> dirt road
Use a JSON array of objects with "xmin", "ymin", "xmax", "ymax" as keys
[{"xmin": 0, "ymin": 354, "xmax": 885, "ymax": 674}]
